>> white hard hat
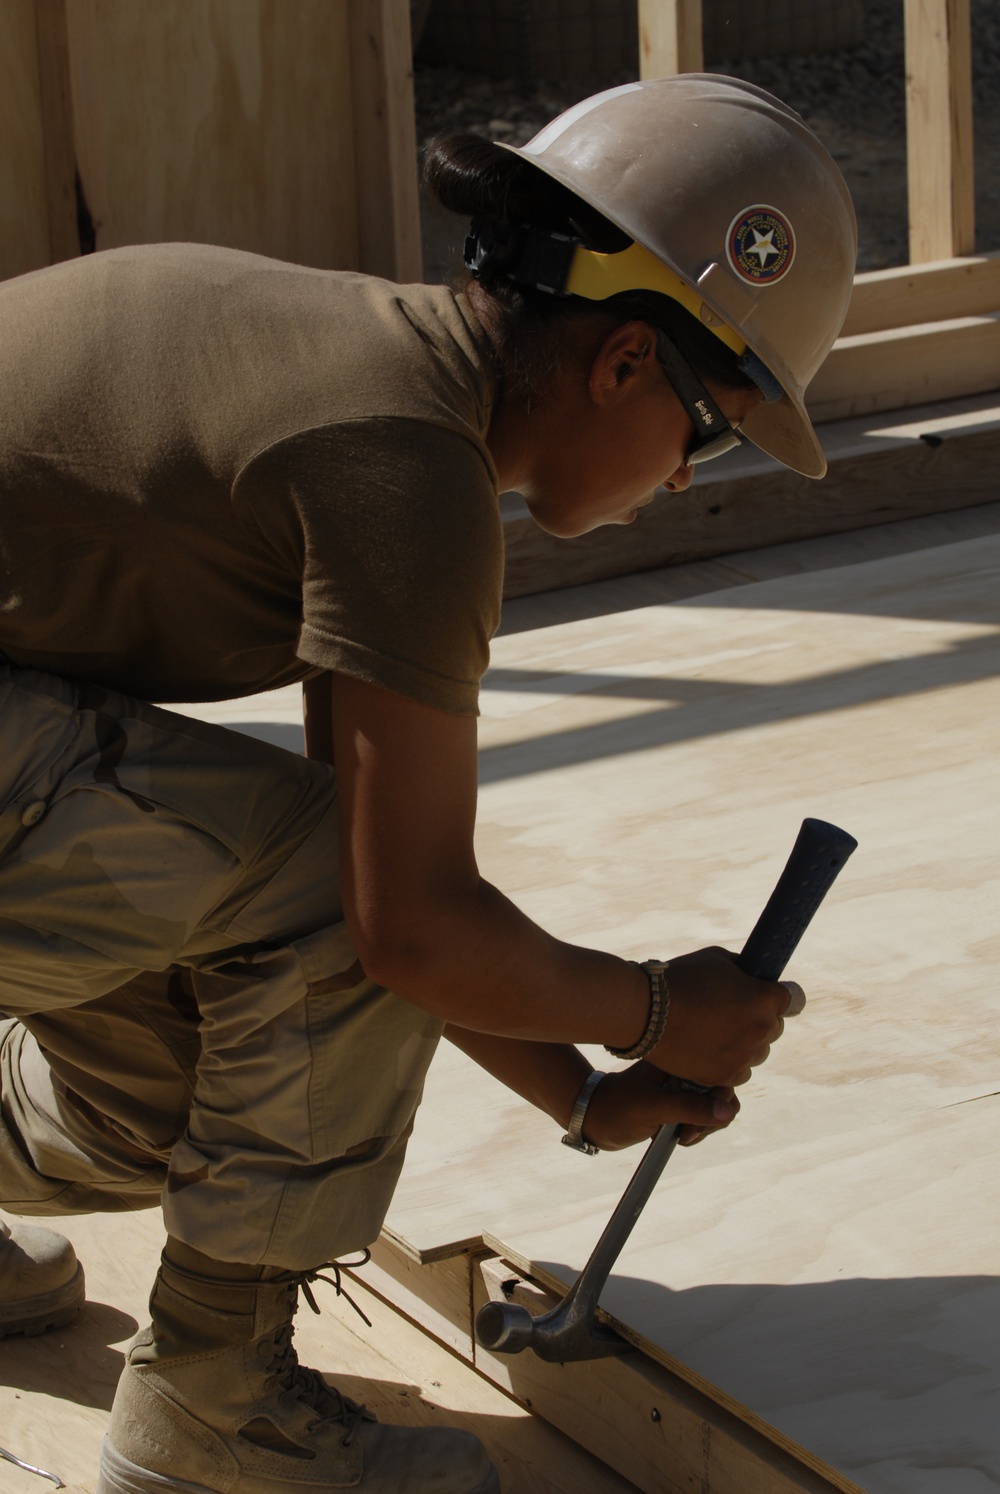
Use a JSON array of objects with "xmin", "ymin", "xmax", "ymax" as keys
[{"xmin": 499, "ymin": 75, "xmax": 858, "ymax": 478}]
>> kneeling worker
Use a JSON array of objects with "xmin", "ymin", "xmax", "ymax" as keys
[{"xmin": 0, "ymin": 75, "xmax": 855, "ymax": 1494}]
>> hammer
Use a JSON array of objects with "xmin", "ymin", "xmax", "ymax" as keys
[{"xmin": 475, "ymin": 817, "xmax": 858, "ymax": 1364}]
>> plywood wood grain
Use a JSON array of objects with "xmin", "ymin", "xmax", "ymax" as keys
[
  {"xmin": 377, "ymin": 534, "xmax": 1000, "ymax": 1492},
  {"xmin": 0, "ymin": 0, "xmax": 52, "ymax": 281},
  {"xmin": 34, "ymin": 0, "xmax": 80, "ymax": 265},
  {"xmin": 349, "ymin": 0, "xmax": 423, "ymax": 282},
  {"xmin": 65, "ymin": 0, "xmax": 361, "ymax": 269}
]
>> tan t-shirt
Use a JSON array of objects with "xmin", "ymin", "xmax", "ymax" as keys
[{"xmin": 0, "ymin": 243, "xmax": 502, "ymax": 714}]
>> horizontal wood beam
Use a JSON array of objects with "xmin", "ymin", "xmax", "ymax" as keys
[
  {"xmin": 807, "ymin": 314, "xmax": 1000, "ymax": 424},
  {"xmin": 843, "ymin": 253, "xmax": 1000, "ymax": 337},
  {"xmin": 905, "ymin": 0, "xmax": 975, "ymax": 262},
  {"xmin": 498, "ymin": 394, "xmax": 1000, "ymax": 598},
  {"xmin": 638, "ymin": 0, "xmax": 703, "ymax": 76}
]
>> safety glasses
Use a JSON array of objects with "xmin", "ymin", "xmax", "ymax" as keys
[{"xmin": 653, "ymin": 332, "xmax": 743, "ymax": 466}]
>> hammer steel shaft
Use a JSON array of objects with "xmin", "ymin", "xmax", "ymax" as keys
[{"xmin": 476, "ymin": 817, "xmax": 858, "ymax": 1364}]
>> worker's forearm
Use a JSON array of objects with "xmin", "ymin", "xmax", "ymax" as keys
[
  {"xmin": 360, "ymin": 876, "xmax": 650, "ymax": 1051},
  {"xmin": 444, "ymin": 1026, "xmax": 594, "ymax": 1128}
]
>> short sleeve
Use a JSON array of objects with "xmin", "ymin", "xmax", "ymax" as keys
[{"xmin": 233, "ymin": 419, "xmax": 503, "ymax": 715}]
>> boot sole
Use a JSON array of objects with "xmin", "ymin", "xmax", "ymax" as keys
[
  {"xmin": 0, "ymin": 1261, "xmax": 85, "ymax": 1339},
  {"xmin": 96, "ymin": 1440, "xmax": 216, "ymax": 1494},
  {"xmin": 97, "ymin": 1438, "xmax": 503, "ymax": 1494}
]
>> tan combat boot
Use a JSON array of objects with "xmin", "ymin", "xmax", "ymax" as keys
[
  {"xmin": 0, "ymin": 1215, "xmax": 85, "ymax": 1338},
  {"xmin": 98, "ymin": 1241, "xmax": 499, "ymax": 1494}
]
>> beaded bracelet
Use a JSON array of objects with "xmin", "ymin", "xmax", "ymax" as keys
[{"xmin": 606, "ymin": 959, "xmax": 671, "ymax": 1061}]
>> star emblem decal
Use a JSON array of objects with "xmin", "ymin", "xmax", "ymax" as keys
[
  {"xmin": 748, "ymin": 228, "xmax": 779, "ymax": 266},
  {"xmin": 726, "ymin": 206, "xmax": 796, "ymax": 284}
]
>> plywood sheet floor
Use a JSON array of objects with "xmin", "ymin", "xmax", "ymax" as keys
[{"xmin": 376, "ymin": 527, "xmax": 1000, "ymax": 1494}]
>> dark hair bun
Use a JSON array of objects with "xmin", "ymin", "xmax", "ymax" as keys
[{"xmin": 422, "ymin": 132, "xmax": 629, "ymax": 251}]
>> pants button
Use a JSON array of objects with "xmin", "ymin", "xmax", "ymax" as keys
[{"xmin": 20, "ymin": 800, "xmax": 47, "ymax": 827}]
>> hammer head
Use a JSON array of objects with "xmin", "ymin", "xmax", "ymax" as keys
[{"xmin": 475, "ymin": 1296, "xmax": 626, "ymax": 1363}]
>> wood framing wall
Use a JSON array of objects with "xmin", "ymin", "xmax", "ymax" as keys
[
  {"xmin": 0, "ymin": 0, "xmax": 421, "ymax": 284},
  {"xmin": 905, "ymin": 0, "xmax": 975, "ymax": 262},
  {"xmin": 640, "ymin": 0, "xmax": 980, "ymax": 272}
]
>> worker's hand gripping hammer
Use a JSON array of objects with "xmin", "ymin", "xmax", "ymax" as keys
[{"xmin": 475, "ymin": 817, "xmax": 858, "ymax": 1364}]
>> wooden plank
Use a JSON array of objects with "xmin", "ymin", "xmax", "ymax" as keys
[
  {"xmin": 842, "ymin": 252, "xmax": 1000, "ymax": 337},
  {"xmin": 638, "ymin": 0, "xmax": 703, "ymax": 77},
  {"xmin": 348, "ymin": 0, "xmax": 423, "ymax": 281},
  {"xmin": 65, "ymin": 0, "xmax": 361, "ymax": 269},
  {"xmin": 807, "ymin": 314, "xmax": 1000, "ymax": 423},
  {"xmin": 0, "ymin": 0, "xmax": 51, "ymax": 281},
  {"xmin": 356, "ymin": 1232, "xmax": 480, "ymax": 1357},
  {"xmin": 905, "ymin": 0, "xmax": 975, "ymax": 262},
  {"xmin": 474, "ymin": 1258, "xmax": 859, "ymax": 1494},
  {"xmin": 499, "ymin": 393, "xmax": 1000, "ymax": 599},
  {"xmin": 34, "ymin": 0, "xmax": 80, "ymax": 265}
]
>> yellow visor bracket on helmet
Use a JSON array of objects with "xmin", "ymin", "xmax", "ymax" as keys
[{"xmin": 565, "ymin": 239, "xmax": 747, "ymax": 358}]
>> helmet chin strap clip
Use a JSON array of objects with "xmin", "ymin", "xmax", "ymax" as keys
[{"xmin": 464, "ymin": 221, "xmax": 579, "ymax": 296}]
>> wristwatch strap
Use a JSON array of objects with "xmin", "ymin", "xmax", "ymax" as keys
[{"xmin": 560, "ymin": 1069, "xmax": 606, "ymax": 1155}]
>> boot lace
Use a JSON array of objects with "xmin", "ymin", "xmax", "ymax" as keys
[{"xmin": 260, "ymin": 1250, "xmax": 374, "ymax": 1447}]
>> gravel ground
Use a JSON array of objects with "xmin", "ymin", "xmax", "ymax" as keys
[{"xmin": 416, "ymin": 0, "xmax": 1000, "ymax": 279}]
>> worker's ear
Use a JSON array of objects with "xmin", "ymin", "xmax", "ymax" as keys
[{"xmin": 589, "ymin": 321, "xmax": 656, "ymax": 406}]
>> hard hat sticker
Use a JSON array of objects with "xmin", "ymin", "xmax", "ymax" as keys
[{"xmin": 726, "ymin": 206, "xmax": 795, "ymax": 286}]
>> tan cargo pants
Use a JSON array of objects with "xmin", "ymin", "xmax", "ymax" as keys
[{"xmin": 0, "ymin": 667, "xmax": 442, "ymax": 1269}]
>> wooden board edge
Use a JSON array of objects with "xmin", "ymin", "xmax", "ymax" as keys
[
  {"xmin": 808, "ymin": 313, "xmax": 1000, "ymax": 424},
  {"xmin": 843, "ymin": 252, "xmax": 1000, "ymax": 337},
  {"xmin": 475, "ymin": 1256, "xmax": 866, "ymax": 1494},
  {"xmin": 379, "ymin": 1223, "xmax": 488, "ymax": 1267},
  {"xmin": 500, "ymin": 416, "xmax": 1000, "ymax": 599},
  {"xmin": 347, "ymin": 1232, "xmax": 484, "ymax": 1358}
]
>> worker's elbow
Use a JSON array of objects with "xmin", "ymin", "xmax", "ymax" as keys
[{"xmin": 347, "ymin": 902, "xmax": 450, "ymax": 1001}]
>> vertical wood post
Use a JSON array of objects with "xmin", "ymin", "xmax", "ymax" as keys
[
  {"xmin": 905, "ymin": 0, "xmax": 975, "ymax": 263},
  {"xmin": 349, "ymin": 0, "xmax": 423, "ymax": 282},
  {"xmin": 638, "ymin": 0, "xmax": 703, "ymax": 78},
  {"xmin": 34, "ymin": 0, "xmax": 79, "ymax": 264}
]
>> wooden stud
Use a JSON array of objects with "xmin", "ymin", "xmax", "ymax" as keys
[
  {"xmin": 33, "ymin": 0, "xmax": 79, "ymax": 265},
  {"xmin": 348, "ymin": 0, "xmax": 423, "ymax": 282},
  {"xmin": 0, "ymin": 0, "xmax": 50, "ymax": 280},
  {"xmin": 638, "ymin": 0, "xmax": 703, "ymax": 78},
  {"xmin": 905, "ymin": 0, "xmax": 975, "ymax": 262}
]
